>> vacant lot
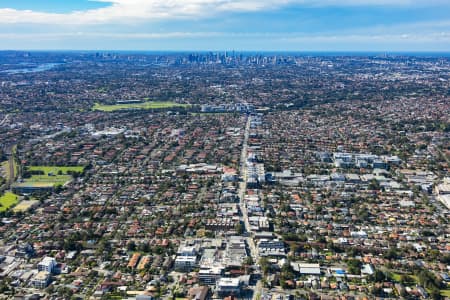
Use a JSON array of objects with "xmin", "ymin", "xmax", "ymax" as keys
[
  {"xmin": 92, "ymin": 101, "xmax": 189, "ymax": 112},
  {"xmin": 0, "ymin": 192, "xmax": 19, "ymax": 212}
]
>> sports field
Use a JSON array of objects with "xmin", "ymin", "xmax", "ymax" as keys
[
  {"xmin": 92, "ymin": 101, "xmax": 189, "ymax": 112},
  {"xmin": 0, "ymin": 192, "xmax": 19, "ymax": 212},
  {"xmin": 24, "ymin": 166, "xmax": 84, "ymax": 187},
  {"xmin": 29, "ymin": 166, "xmax": 84, "ymax": 174}
]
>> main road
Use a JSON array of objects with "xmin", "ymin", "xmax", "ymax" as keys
[
  {"xmin": 238, "ymin": 115, "xmax": 263, "ymax": 300},
  {"xmin": 239, "ymin": 115, "xmax": 251, "ymax": 237}
]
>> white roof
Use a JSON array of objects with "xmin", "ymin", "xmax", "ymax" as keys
[
  {"xmin": 175, "ymin": 256, "xmax": 197, "ymax": 262},
  {"xmin": 291, "ymin": 262, "xmax": 321, "ymax": 274},
  {"xmin": 217, "ymin": 277, "xmax": 240, "ymax": 287},
  {"xmin": 298, "ymin": 263, "xmax": 321, "ymax": 275},
  {"xmin": 298, "ymin": 263, "xmax": 320, "ymax": 268},
  {"xmin": 40, "ymin": 257, "xmax": 56, "ymax": 265}
]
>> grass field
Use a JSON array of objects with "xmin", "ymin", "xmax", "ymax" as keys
[
  {"xmin": 389, "ymin": 272, "xmax": 419, "ymax": 285},
  {"xmin": 0, "ymin": 192, "xmax": 19, "ymax": 212},
  {"xmin": 29, "ymin": 166, "xmax": 84, "ymax": 174},
  {"xmin": 24, "ymin": 175, "xmax": 71, "ymax": 186},
  {"xmin": 93, "ymin": 101, "xmax": 189, "ymax": 112},
  {"xmin": 190, "ymin": 112, "xmax": 232, "ymax": 116},
  {"xmin": 23, "ymin": 166, "xmax": 85, "ymax": 187},
  {"xmin": 442, "ymin": 290, "xmax": 450, "ymax": 297},
  {"xmin": 390, "ymin": 272, "xmax": 402, "ymax": 282}
]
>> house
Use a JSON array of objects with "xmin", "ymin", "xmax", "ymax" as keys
[
  {"xmin": 136, "ymin": 295, "xmax": 154, "ymax": 300},
  {"xmin": 361, "ymin": 264, "xmax": 374, "ymax": 275},
  {"xmin": 187, "ymin": 286, "xmax": 209, "ymax": 300}
]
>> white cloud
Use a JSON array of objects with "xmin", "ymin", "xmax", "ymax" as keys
[
  {"xmin": 1, "ymin": 31, "xmax": 449, "ymax": 43},
  {"xmin": 0, "ymin": 31, "xmax": 225, "ymax": 40},
  {"xmin": 278, "ymin": 32, "xmax": 450, "ymax": 43},
  {"xmin": 0, "ymin": 0, "xmax": 448, "ymax": 25}
]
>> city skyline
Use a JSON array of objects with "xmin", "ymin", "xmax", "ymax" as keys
[{"xmin": 0, "ymin": 0, "xmax": 449, "ymax": 51}]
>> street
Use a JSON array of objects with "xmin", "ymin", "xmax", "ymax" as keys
[{"xmin": 238, "ymin": 115, "xmax": 263, "ymax": 300}]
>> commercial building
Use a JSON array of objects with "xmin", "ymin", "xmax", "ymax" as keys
[
  {"xmin": 291, "ymin": 263, "xmax": 321, "ymax": 275},
  {"xmin": 12, "ymin": 182, "xmax": 54, "ymax": 195},
  {"xmin": 174, "ymin": 256, "xmax": 197, "ymax": 271},
  {"xmin": 37, "ymin": 257, "xmax": 57, "ymax": 273},
  {"xmin": 216, "ymin": 277, "xmax": 241, "ymax": 296},
  {"xmin": 258, "ymin": 239, "xmax": 286, "ymax": 257},
  {"xmin": 31, "ymin": 271, "xmax": 51, "ymax": 289},
  {"xmin": 198, "ymin": 266, "xmax": 224, "ymax": 285},
  {"xmin": 435, "ymin": 178, "xmax": 450, "ymax": 209}
]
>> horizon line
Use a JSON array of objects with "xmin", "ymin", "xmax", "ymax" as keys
[{"xmin": 1, "ymin": 49, "xmax": 450, "ymax": 54}]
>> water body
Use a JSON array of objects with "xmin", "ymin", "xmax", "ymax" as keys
[{"xmin": 1, "ymin": 63, "xmax": 62, "ymax": 74}]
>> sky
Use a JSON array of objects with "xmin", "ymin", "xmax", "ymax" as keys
[{"xmin": 0, "ymin": 0, "xmax": 449, "ymax": 51}]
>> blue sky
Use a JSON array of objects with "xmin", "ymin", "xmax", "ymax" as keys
[{"xmin": 0, "ymin": 0, "xmax": 449, "ymax": 51}]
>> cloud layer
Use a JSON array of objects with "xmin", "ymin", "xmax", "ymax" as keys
[
  {"xmin": 0, "ymin": 0, "xmax": 449, "ymax": 51},
  {"xmin": 0, "ymin": 0, "xmax": 448, "ymax": 25}
]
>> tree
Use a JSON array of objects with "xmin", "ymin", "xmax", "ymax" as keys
[
  {"xmin": 243, "ymin": 256, "xmax": 254, "ymax": 266},
  {"xmin": 57, "ymin": 286, "xmax": 74, "ymax": 298},
  {"xmin": 138, "ymin": 242, "xmax": 150, "ymax": 253},
  {"xmin": 127, "ymin": 241, "xmax": 136, "ymax": 252},
  {"xmin": 430, "ymin": 288, "xmax": 442, "ymax": 300},
  {"xmin": 384, "ymin": 248, "xmax": 399, "ymax": 260},
  {"xmin": 417, "ymin": 269, "xmax": 443, "ymax": 291},
  {"xmin": 242, "ymin": 256, "xmax": 254, "ymax": 274},
  {"xmin": 259, "ymin": 257, "xmax": 270, "ymax": 275},
  {"xmin": 235, "ymin": 222, "xmax": 244, "ymax": 235},
  {"xmin": 347, "ymin": 259, "xmax": 362, "ymax": 275},
  {"xmin": 399, "ymin": 274, "xmax": 413, "ymax": 285},
  {"xmin": 440, "ymin": 254, "xmax": 450, "ymax": 264},
  {"xmin": 370, "ymin": 269, "xmax": 386, "ymax": 282},
  {"xmin": 45, "ymin": 284, "xmax": 55, "ymax": 295},
  {"xmin": 368, "ymin": 179, "xmax": 380, "ymax": 190}
]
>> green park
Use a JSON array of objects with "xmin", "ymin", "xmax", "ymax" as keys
[
  {"xmin": 0, "ymin": 192, "xmax": 19, "ymax": 212},
  {"xmin": 23, "ymin": 166, "xmax": 84, "ymax": 187},
  {"xmin": 92, "ymin": 101, "xmax": 189, "ymax": 112}
]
